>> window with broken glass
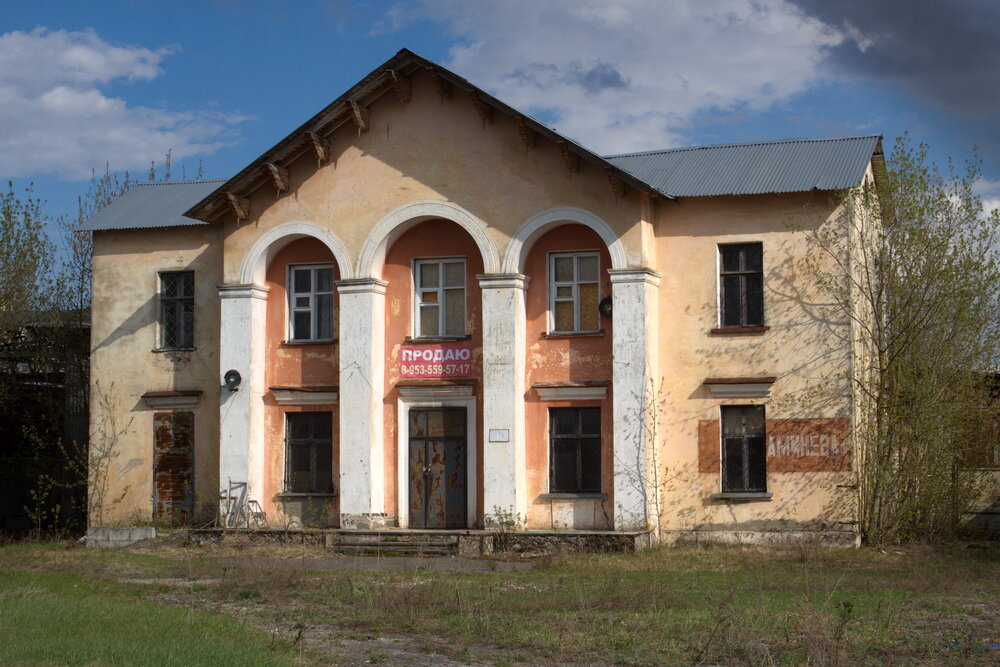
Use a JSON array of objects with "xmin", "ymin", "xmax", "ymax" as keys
[
  {"xmin": 549, "ymin": 252, "xmax": 600, "ymax": 333},
  {"xmin": 719, "ymin": 243, "xmax": 764, "ymax": 327},
  {"xmin": 288, "ymin": 265, "xmax": 334, "ymax": 341},
  {"xmin": 549, "ymin": 407, "xmax": 602, "ymax": 493},
  {"xmin": 414, "ymin": 258, "xmax": 466, "ymax": 337},
  {"xmin": 721, "ymin": 405, "xmax": 767, "ymax": 493},
  {"xmin": 159, "ymin": 271, "xmax": 194, "ymax": 349},
  {"xmin": 285, "ymin": 412, "xmax": 334, "ymax": 494}
]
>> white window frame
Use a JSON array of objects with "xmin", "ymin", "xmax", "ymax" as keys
[
  {"xmin": 413, "ymin": 257, "xmax": 466, "ymax": 338},
  {"xmin": 287, "ymin": 264, "xmax": 335, "ymax": 342},
  {"xmin": 548, "ymin": 251, "xmax": 601, "ymax": 334}
]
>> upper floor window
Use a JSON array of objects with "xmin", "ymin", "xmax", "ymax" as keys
[
  {"xmin": 721, "ymin": 405, "xmax": 767, "ymax": 493},
  {"xmin": 414, "ymin": 258, "xmax": 465, "ymax": 337},
  {"xmin": 719, "ymin": 243, "xmax": 763, "ymax": 327},
  {"xmin": 549, "ymin": 252, "xmax": 600, "ymax": 333},
  {"xmin": 289, "ymin": 265, "xmax": 334, "ymax": 342},
  {"xmin": 159, "ymin": 271, "xmax": 194, "ymax": 349}
]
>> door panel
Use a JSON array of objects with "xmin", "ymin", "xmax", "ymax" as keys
[
  {"xmin": 408, "ymin": 408, "xmax": 467, "ymax": 529},
  {"xmin": 153, "ymin": 411, "xmax": 194, "ymax": 524}
]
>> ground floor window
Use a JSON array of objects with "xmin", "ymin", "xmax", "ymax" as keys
[
  {"xmin": 721, "ymin": 405, "xmax": 766, "ymax": 492},
  {"xmin": 285, "ymin": 412, "xmax": 333, "ymax": 493},
  {"xmin": 549, "ymin": 407, "xmax": 601, "ymax": 493}
]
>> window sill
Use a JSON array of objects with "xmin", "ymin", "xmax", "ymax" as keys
[
  {"xmin": 542, "ymin": 330, "xmax": 605, "ymax": 339},
  {"xmin": 403, "ymin": 335, "xmax": 471, "ymax": 343},
  {"xmin": 709, "ymin": 492, "xmax": 772, "ymax": 501},
  {"xmin": 275, "ymin": 492, "xmax": 338, "ymax": 499},
  {"xmin": 152, "ymin": 347, "xmax": 196, "ymax": 353},
  {"xmin": 539, "ymin": 492, "xmax": 607, "ymax": 500},
  {"xmin": 282, "ymin": 339, "xmax": 337, "ymax": 346},
  {"xmin": 709, "ymin": 326, "xmax": 769, "ymax": 335}
]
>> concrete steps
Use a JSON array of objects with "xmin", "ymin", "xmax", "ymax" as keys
[{"xmin": 328, "ymin": 531, "xmax": 461, "ymax": 557}]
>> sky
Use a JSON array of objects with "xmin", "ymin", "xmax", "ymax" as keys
[{"xmin": 3, "ymin": 0, "xmax": 998, "ymax": 228}]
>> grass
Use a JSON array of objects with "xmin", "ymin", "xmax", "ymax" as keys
[
  {"xmin": 0, "ymin": 566, "xmax": 298, "ymax": 665},
  {"xmin": 0, "ymin": 539, "xmax": 998, "ymax": 664}
]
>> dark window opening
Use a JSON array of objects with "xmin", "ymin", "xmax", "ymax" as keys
[
  {"xmin": 720, "ymin": 243, "xmax": 763, "ymax": 327},
  {"xmin": 285, "ymin": 412, "xmax": 334, "ymax": 493},
  {"xmin": 160, "ymin": 271, "xmax": 194, "ymax": 348},
  {"xmin": 721, "ymin": 405, "xmax": 767, "ymax": 492},
  {"xmin": 549, "ymin": 407, "xmax": 601, "ymax": 493}
]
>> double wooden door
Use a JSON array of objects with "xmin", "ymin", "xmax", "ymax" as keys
[{"xmin": 407, "ymin": 408, "xmax": 467, "ymax": 529}]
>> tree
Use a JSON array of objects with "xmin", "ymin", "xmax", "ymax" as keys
[
  {"xmin": 0, "ymin": 183, "xmax": 54, "ymax": 330},
  {"xmin": 808, "ymin": 136, "xmax": 1000, "ymax": 545}
]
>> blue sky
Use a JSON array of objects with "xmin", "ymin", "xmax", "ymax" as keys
[{"xmin": 3, "ymin": 0, "xmax": 998, "ymax": 226}]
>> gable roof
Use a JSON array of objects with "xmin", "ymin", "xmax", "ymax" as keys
[
  {"xmin": 605, "ymin": 135, "xmax": 882, "ymax": 197},
  {"xmin": 184, "ymin": 49, "xmax": 667, "ymax": 221},
  {"xmin": 79, "ymin": 179, "xmax": 226, "ymax": 231}
]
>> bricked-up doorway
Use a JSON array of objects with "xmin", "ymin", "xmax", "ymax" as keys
[
  {"xmin": 153, "ymin": 412, "xmax": 194, "ymax": 523},
  {"xmin": 407, "ymin": 408, "xmax": 467, "ymax": 529}
]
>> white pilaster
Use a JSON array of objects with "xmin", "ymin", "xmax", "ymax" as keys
[
  {"xmin": 478, "ymin": 273, "xmax": 529, "ymax": 528},
  {"xmin": 609, "ymin": 268, "xmax": 661, "ymax": 531},
  {"xmin": 337, "ymin": 278, "xmax": 388, "ymax": 528},
  {"xmin": 218, "ymin": 284, "xmax": 269, "ymax": 502}
]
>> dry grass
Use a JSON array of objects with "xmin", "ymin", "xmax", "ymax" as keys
[{"xmin": 1, "ymin": 540, "xmax": 998, "ymax": 664}]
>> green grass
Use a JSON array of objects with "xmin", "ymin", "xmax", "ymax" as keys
[
  {"xmin": 1, "ymin": 540, "xmax": 997, "ymax": 664},
  {"xmin": 0, "ymin": 568, "xmax": 296, "ymax": 665}
]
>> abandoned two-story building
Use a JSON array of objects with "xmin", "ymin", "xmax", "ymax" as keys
[{"xmin": 82, "ymin": 49, "xmax": 880, "ymax": 544}]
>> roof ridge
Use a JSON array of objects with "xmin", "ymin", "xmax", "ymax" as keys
[
  {"xmin": 605, "ymin": 134, "xmax": 882, "ymax": 159},
  {"xmin": 134, "ymin": 178, "xmax": 229, "ymax": 187}
]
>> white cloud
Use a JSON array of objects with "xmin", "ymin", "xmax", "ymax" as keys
[
  {"xmin": 404, "ymin": 0, "xmax": 844, "ymax": 153},
  {"xmin": 0, "ymin": 28, "xmax": 246, "ymax": 180},
  {"xmin": 973, "ymin": 179, "xmax": 1000, "ymax": 218}
]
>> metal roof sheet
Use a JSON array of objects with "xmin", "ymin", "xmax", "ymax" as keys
[
  {"xmin": 605, "ymin": 135, "xmax": 880, "ymax": 197},
  {"xmin": 79, "ymin": 179, "xmax": 228, "ymax": 231}
]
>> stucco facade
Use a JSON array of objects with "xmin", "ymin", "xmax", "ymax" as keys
[{"xmin": 85, "ymin": 50, "xmax": 878, "ymax": 542}]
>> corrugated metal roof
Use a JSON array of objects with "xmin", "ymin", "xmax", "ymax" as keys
[
  {"xmin": 80, "ymin": 179, "xmax": 228, "ymax": 231},
  {"xmin": 605, "ymin": 135, "xmax": 881, "ymax": 197}
]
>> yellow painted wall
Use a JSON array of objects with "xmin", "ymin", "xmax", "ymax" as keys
[
  {"xmin": 652, "ymin": 192, "xmax": 856, "ymax": 533},
  {"xmin": 90, "ymin": 225, "xmax": 222, "ymax": 525}
]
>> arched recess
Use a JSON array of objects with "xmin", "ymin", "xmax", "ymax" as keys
[
  {"xmin": 357, "ymin": 200, "xmax": 501, "ymax": 278},
  {"xmin": 239, "ymin": 221, "xmax": 352, "ymax": 284},
  {"xmin": 502, "ymin": 206, "xmax": 628, "ymax": 274}
]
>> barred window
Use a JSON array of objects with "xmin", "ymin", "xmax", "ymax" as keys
[
  {"xmin": 159, "ymin": 271, "xmax": 194, "ymax": 349},
  {"xmin": 721, "ymin": 405, "xmax": 767, "ymax": 492},
  {"xmin": 719, "ymin": 243, "xmax": 763, "ymax": 327},
  {"xmin": 549, "ymin": 407, "xmax": 602, "ymax": 493},
  {"xmin": 285, "ymin": 412, "xmax": 334, "ymax": 494}
]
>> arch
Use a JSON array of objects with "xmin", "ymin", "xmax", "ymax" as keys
[
  {"xmin": 357, "ymin": 200, "xmax": 501, "ymax": 278},
  {"xmin": 239, "ymin": 221, "xmax": 352, "ymax": 285},
  {"xmin": 502, "ymin": 206, "xmax": 628, "ymax": 274}
]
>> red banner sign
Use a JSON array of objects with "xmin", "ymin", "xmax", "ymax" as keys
[{"xmin": 400, "ymin": 344, "xmax": 473, "ymax": 378}]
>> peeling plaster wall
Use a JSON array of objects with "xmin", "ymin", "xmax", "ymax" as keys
[
  {"xmin": 90, "ymin": 226, "xmax": 222, "ymax": 525},
  {"xmin": 262, "ymin": 238, "xmax": 340, "ymax": 525},
  {"xmin": 219, "ymin": 70, "xmax": 645, "ymax": 283},
  {"xmin": 381, "ymin": 220, "xmax": 485, "ymax": 524},
  {"xmin": 523, "ymin": 225, "xmax": 614, "ymax": 529},
  {"xmin": 653, "ymin": 193, "xmax": 856, "ymax": 534}
]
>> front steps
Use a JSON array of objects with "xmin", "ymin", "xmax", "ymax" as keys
[{"xmin": 182, "ymin": 527, "xmax": 652, "ymax": 557}]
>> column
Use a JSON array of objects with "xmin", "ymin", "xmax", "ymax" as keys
[
  {"xmin": 336, "ymin": 278, "xmax": 388, "ymax": 529},
  {"xmin": 218, "ymin": 284, "xmax": 269, "ymax": 503},
  {"xmin": 609, "ymin": 268, "xmax": 662, "ymax": 531},
  {"xmin": 478, "ymin": 273, "xmax": 529, "ymax": 528}
]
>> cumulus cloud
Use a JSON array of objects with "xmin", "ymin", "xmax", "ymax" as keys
[
  {"xmin": 973, "ymin": 179, "xmax": 1000, "ymax": 218},
  {"xmin": 399, "ymin": 0, "xmax": 844, "ymax": 153},
  {"xmin": 0, "ymin": 28, "xmax": 246, "ymax": 180}
]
